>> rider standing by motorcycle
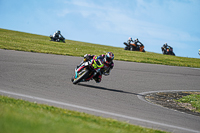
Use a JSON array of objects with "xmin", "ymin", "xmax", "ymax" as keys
[
  {"xmin": 133, "ymin": 38, "xmax": 143, "ymax": 50},
  {"xmin": 77, "ymin": 52, "xmax": 114, "ymax": 83}
]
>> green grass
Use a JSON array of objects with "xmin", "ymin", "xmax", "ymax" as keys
[
  {"xmin": 176, "ymin": 94, "xmax": 200, "ymax": 113},
  {"xmin": 0, "ymin": 28, "xmax": 200, "ymax": 68},
  {"xmin": 0, "ymin": 96, "xmax": 167, "ymax": 133}
]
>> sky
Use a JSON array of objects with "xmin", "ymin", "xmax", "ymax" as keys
[{"xmin": 0, "ymin": 0, "xmax": 200, "ymax": 58}]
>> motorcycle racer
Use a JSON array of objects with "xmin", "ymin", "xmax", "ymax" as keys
[
  {"xmin": 51, "ymin": 30, "xmax": 65, "ymax": 42},
  {"xmin": 162, "ymin": 43, "xmax": 168, "ymax": 54},
  {"xmin": 161, "ymin": 43, "xmax": 175, "ymax": 56},
  {"xmin": 133, "ymin": 38, "xmax": 143, "ymax": 50},
  {"xmin": 127, "ymin": 37, "xmax": 134, "ymax": 46},
  {"xmin": 77, "ymin": 52, "xmax": 114, "ymax": 83}
]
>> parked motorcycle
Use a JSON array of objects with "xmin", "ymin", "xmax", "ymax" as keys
[
  {"xmin": 124, "ymin": 42, "xmax": 145, "ymax": 52},
  {"xmin": 71, "ymin": 57, "xmax": 104, "ymax": 84},
  {"xmin": 161, "ymin": 46, "xmax": 175, "ymax": 56},
  {"xmin": 50, "ymin": 35, "xmax": 65, "ymax": 43}
]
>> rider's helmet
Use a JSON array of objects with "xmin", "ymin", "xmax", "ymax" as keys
[
  {"xmin": 56, "ymin": 30, "xmax": 61, "ymax": 34},
  {"xmin": 128, "ymin": 37, "xmax": 132, "ymax": 40},
  {"xmin": 103, "ymin": 52, "xmax": 114, "ymax": 64}
]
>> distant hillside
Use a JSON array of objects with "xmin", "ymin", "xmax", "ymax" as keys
[{"xmin": 0, "ymin": 28, "xmax": 200, "ymax": 68}]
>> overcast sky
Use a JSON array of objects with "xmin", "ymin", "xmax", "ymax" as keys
[{"xmin": 0, "ymin": 0, "xmax": 200, "ymax": 58}]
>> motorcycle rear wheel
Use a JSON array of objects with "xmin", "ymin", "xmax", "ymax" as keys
[{"xmin": 124, "ymin": 47, "xmax": 129, "ymax": 50}]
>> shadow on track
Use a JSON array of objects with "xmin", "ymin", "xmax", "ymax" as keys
[{"xmin": 78, "ymin": 83, "xmax": 144, "ymax": 96}]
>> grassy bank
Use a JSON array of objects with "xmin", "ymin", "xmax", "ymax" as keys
[
  {"xmin": 0, "ymin": 28, "xmax": 200, "ymax": 68},
  {"xmin": 0, "ymin": 96, "xmax": 167, "ymax": 133}
]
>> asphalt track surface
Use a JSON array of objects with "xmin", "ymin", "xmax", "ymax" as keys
[{"xmin": 0, "ymin": 49, "xmax": 200, "ymax": 133}]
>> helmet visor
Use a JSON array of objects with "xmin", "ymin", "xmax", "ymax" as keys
[{"xmin": 106, "ymin": 56, "xmax": 112, "ymax": 63}]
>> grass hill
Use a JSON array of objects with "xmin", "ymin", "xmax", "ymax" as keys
[{"xmin": 0, "ymin": 28, "xmax": 200, "ymax": 68}]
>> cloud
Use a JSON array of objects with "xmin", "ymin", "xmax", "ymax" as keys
[{"xmin": 60, "ymin": 0, "xmax": 199, "ymax": 51}]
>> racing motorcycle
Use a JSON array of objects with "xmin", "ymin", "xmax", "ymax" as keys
[
  {"xmin": 161, "ymin": 46, "xmax": 175, "ymax": 56},
  {"xmin": 50, "ymin": 35, "xmax": 65, "ymax": 43},
  {"xmin": 123, "ymin": 42, "xmax": 145, "ymax": 52},
  {"xmin": 71, "ymin": 56, "xmax": 104, "ymax": 84}
]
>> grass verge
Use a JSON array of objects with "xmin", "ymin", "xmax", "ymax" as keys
[
  {"xmin": 0, "ymin": 28, "xmax": 200, "ymax": 68},
  {"xmin": 176, "ymin": 93, "xmax": 200, "ymax": 113},
  {"xmin": 0, "ymin": 95, "xmax": 167, "ymax": 133}
]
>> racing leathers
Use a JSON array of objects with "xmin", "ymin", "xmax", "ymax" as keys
[
  {"xmin": 133, "ymin": 39, "xmax": 143, "ymax": 50},
  {"xmin": 127, "ymin": 38, "xmax": 134, "ymax": 46}
]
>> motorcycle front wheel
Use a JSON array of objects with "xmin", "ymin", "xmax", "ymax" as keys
[
  {"xmin": 72, "ymin": 69, "xmax": 90, "ymax": 84},
  {"xmin": 124, "ymin": 47, "xmax": 129, "ymax": 50},
  {"xmin": 130, "ymin": 46, "xmax": 135, "ymax": 51}
]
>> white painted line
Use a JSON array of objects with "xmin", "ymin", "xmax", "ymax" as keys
[
  {"xmin": 0, "ymin": 90, "xmax": 199, "ymax": 133},
  {"xmin": 191, "ymin": 68, "xmax": 200, "ymax": 70}
]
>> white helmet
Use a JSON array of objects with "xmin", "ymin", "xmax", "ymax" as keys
[{"xmin": 56, "ymin": 30, "xmax": 61, "ymax": 34}]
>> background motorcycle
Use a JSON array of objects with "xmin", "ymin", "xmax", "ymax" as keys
[
  {"xmin": 50, "ymin": 35, "xmax": 65, "ymax": 43},
  {"xmin": 161, "ymin": 46, "xmax": 175, "ymax": 56},
  {"xmin": 123, "ymin": 42, "xmax": 145, "ymax": 52}
]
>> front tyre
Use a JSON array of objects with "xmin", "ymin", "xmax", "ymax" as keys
[
  {"xmin": 72, "ymin": 69, "xmax": 90, "ymax": 84},
  {"xmin": 124, "ymin": 47, "xmax": 128, "ymax": 50},
  {"xmin": 130, "ymin": 46, "xmax": 135, "ymax": 51},
  {"xmin": 71, "ymin": 77, "xmax": 74, "ymax": 82}
]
